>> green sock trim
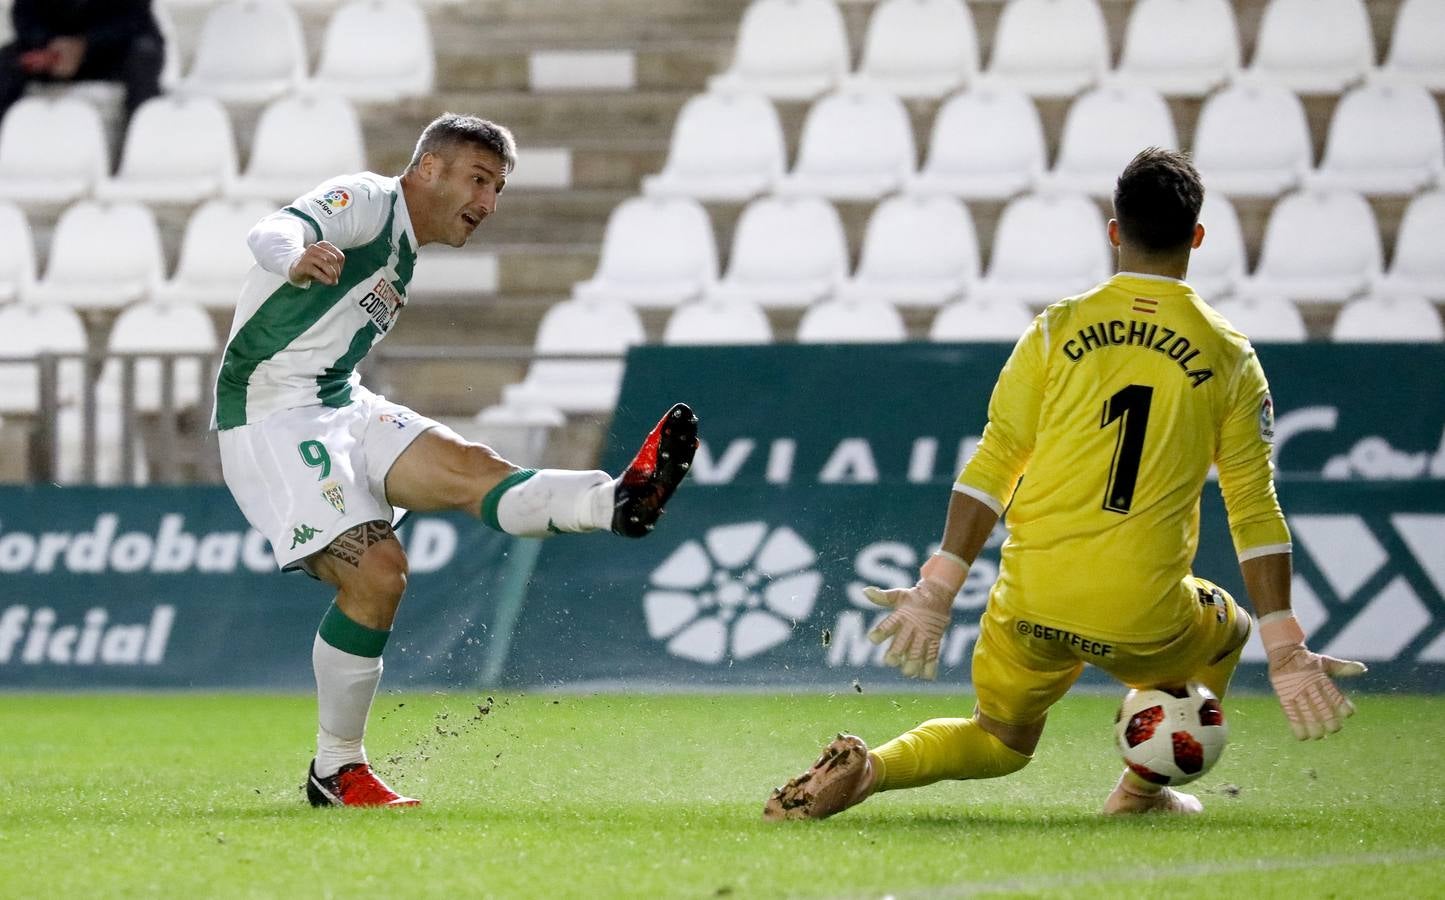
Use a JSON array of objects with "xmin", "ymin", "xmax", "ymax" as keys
[
  {"xmin": 318, "ymin": 602, "xmax": 389, "ymax": 658},
  {"xmin": 480, "ymin": 468, "xmax": 538, "ymax": 532}
]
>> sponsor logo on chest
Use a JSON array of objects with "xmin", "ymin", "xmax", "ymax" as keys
[{"xmin": 358, "ymin": 276, "xmax": 405, "ymax": 332}]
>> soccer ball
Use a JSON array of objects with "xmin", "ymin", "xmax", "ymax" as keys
[{"xmin": 1114, "ymin": 683, "xmax": 1228, "ymax": 786}]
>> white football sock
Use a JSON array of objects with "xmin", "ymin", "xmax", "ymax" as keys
[
  {"xmin": 494, "ymin": 469, "xmax": 615, "ymax": 537},
  {"xmin": 312, "ymin": 634, "xmax": 383, "ymax": 778}
]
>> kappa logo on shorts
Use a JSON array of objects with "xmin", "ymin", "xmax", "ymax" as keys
[
  {"xmin": 289, "ymin": 524, "xmax": 321, "ymax": 549},
  {"xmin": 321, "ymin": 481, "xmax": 346, "ymax": 515},
  {"xmin": 311, "ymin": 187, "xmax": 352, "ymax": 218}
]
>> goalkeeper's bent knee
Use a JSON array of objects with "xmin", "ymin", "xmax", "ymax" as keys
[{"xmin": 871, "ymin": 717, "xmax": 1031, "ymax": 792}]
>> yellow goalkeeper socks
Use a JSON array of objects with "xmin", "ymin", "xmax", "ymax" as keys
[{"xmin": 870, "ymin": 717, "xmax": 1031, "ymax": 792}]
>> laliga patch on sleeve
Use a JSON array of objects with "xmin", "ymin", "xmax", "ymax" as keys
[
  {"xmin": 1258, "ymin": 394, "xmax": 1275, "ymax": 442},
  {"xmin": 310, "ymin": 186, "xmax": 353, "ymax": 218}
]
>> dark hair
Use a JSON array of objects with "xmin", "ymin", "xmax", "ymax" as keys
[
  {"xmin": 406, "ymin": 113, "xmax": 517, "ymax": 174},
  {"xmin": 1113, "ymin": 147, "xmax": 1204, "ymax": 254}
]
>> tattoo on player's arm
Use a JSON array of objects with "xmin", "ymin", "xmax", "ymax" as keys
[{"xmin": 324, "ymin": 520, "xmax": 395, "ymax": 567}]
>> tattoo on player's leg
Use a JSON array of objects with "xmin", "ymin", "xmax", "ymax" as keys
[{"xmin": 324, "ymin": 520, "xmax": 395, "ymax": 567}]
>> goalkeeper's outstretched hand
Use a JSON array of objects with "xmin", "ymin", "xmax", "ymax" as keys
[
  {"xmin": 864, "ymin": 577, "xmax": 955, "ymax": 681},
  {"xmin": 1261, "ymin": 613, "xmax": 1367, "ymax": 740}
]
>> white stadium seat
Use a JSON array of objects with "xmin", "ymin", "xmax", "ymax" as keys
[
  {"xmin": 1115, "ymin": 0, "xmax": 1240, "ymax": 97},
  {"xmin": 709, "ymin": 0, "xmax": 849, "ymax": 100},
  {"xmin": 906, "ymin": 84, "xmax": 1045, "ymax": 200},
  {"xmin": 774, "ymin": 83, "xmax": 916, "ymax": 201},
  {"xmin": 0, "ymin": 97, "xmax": 107, "ymax": 205},
  {"xmin": 929, "ymin": 297, "xmax": 1036, "ymax": 341},
  {"xmin": 1331, "ymin": 294, "xmax": 1444, "ymax": 342},
  {"xmin": 96, "ymin": 96, "xmax": 237, "ymax": 203},
  {"xmin": 1189, "ymin": 192, "xmax": 1248, "ymax": 300},
  {"xmin": 0, "ymin": 201, "xmax": 34, "ymax": 303},
  {"xmin": 152, "ymin": 3, "xmax": 183, "ymax": 91},
  {"xmin": 154, "ymin": 199, "xmax": 273, "ymax": 309},
  {"xmin": 1382, "ymin": 0, "xmax": 1445, "ymax": 91},
  {"xmin": 986, "ymin": 0, "xmax": 1110, "ymax": 98},
  {"xmin": 1378, "ymin": 190, "xmax": 1445, "ymax": 301},
  {"xmin": 642, "ymin": 91, "xmax": 786, "ymax": 202},
  {"xmin": 796, "ymin": 297, "xmax": 907, "ymax": 344},
  {"xmin": 25, "ymin": 202, "xmax": 166, "ymax": 311},
  {"xmin": 856, "ymin": 0, "xmax": 978, "ymax": 99},
  {"xmin": 707, "ymin": 196, "xmax": 849, "ymax": 309},
  {"xmin": 663, "ymin": 298, "xmax": 774, "ymax": 345},
  {"xmin": 1248, "ymin": 189, "xmax": 1383, "ymax": 303},
  {"xmin": 840, "ymin": 193, "xmax": 978, "ymax": 306},
  {"xmin": 500, "ymin": 298, "xmax": 645, "ymax": 415},
  {"xmin": 181, "ymin": 0, "xmax": 306, "ymax": 102},
  {"xmin": 1212, "ymin": 295, "xmax": 1308, "ymax": 343},
  {"xmin": 1312, "ymin": 79, "xmax": 1444, "ymax": 195},
  {"xmin": 572, "ymin": 196, "xmax": 718, "ymax": 309},
  {"xmin": 310, "ymin": 0, "xmax": 436, "ymax": 101},
  {"xmin": 228, "ymin": 95, "xmax": 366, "ymax": 203},
  {"xmin": 98, "ymin": 301, "xmax": 219, "ymax": 413},
  {"xmin": 980, "ymin": 191, "xmax": 1110, "ymax": 304},
  {"xmin": 0, "ymin": 303, "xmax": 87, "ymax": 414},
  {"xmin": 1192, "ymin": 79, "xmax": 1313, "ymax": 198},
  {"xmin": 1249, "ymin": 0, "xmax": 1374, "ymax": 94},
  {"xmin": 1043, "ymin": 83, "xmax": 1178, "ymax": 197}
]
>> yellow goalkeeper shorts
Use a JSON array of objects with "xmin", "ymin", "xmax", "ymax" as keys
[{"xmin": 970, "ymin": 576, "xmax": 1250, "ymax": 727}]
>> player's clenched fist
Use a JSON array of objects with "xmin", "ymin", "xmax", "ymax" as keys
[
  {"xmin": 289, "ymin": 241, "xmax": 346, "ymax": 286},
  {"xmin": 864, "ymin": 552, "xmax": 968, "ymax": 680}
]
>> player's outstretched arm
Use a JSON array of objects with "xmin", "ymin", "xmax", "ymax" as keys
[
  {"xmin": 1242, "ymin": 552, "xmax": 1367, "ymax": 740},
  {"xmin": 866, "ymin": 490, "xmax": 998, "ymax": 680}
]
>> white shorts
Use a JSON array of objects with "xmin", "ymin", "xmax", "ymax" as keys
[{"xmin": 218, "ymin": 386, "xmax": 438, "ymax": 571}]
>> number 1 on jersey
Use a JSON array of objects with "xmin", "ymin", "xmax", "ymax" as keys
[{"xmin": 1101, "ymin": 384, "xmax": 1153, "ymax": 513}]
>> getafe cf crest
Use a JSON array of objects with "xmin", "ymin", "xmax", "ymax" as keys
[
  {"xmin": 311, "ymin": 187, "xmax": 352, "ymax": 218},
  {"xmin": 321, "ymin": 480, "xmax": 346, "ymax": 514}
]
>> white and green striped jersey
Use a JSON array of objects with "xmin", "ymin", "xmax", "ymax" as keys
[{"xmin": 212, "ymin": 172, "xmax": 419, "ymax": 430}]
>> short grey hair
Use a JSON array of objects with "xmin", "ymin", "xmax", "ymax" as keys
[{"xmin": 406, "ymin": 113, "xmax": 517, "ymax": 174}]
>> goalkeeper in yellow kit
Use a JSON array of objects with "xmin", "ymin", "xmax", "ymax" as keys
[{"xmin": 764, "ymin": 149, "xmax": 1366, "ymax": 819}]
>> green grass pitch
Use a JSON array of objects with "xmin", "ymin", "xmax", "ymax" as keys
[{"xmin": 1, "ymin": 691, "xmax": 1442, "ymax": 898}]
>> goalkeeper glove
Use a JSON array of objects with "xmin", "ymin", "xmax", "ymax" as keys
[
  {"xmin": 864, "ymin": 552, "xmax": 967, "ymax": 680},
  {"xmin": 1260, "ymin": 612, "xmax": 1367, "ymax": 740}
]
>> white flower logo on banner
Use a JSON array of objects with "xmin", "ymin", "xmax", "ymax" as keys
[{"xmin": 643, "ymin": 522, "xmax": 821, "ymax": 664}]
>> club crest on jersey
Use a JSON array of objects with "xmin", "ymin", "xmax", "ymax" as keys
[
  {"xmin": 358, "ymin": 276, "xmax": 405, "ymax": 332},
  {"xmin": 1259, "ymin": 394, "xmax": 1275, "ymax": 443},
  {"xmin": 311, "ymin": 187, "xmax": 352, "ymax": 218},
  {"xmin": 321, "ymin": 480, "xmax": 346, "ymax": 514}
]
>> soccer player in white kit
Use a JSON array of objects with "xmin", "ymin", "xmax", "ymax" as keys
[{"xmin": 213, "ymin": 114, "xmax": 699, "ymax": 807}]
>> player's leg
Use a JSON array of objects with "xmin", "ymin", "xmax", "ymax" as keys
[
  {"xmin": 1101, "ymin": 578, "xmax": 1248, "ymax": 815},
  {"xmin": 863, "ymin": 602, "xmax": 1074, "ymax": 795},
  {"xmin": 763, "ymin": 596, "xmax": 1074, "ymax": 821},
  {"xmin": 302, "ymin": 522, "xmax": 418, "ymax": 808},
  {"xmin": 380, "ymin": 403, "xmax": 698, "ymax": 538}
]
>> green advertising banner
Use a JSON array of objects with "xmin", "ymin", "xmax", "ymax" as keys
[
  {"xmin": 0, "ymin": 487, "xmax": 533, "ymax": 690},
  {"xmin": 506, "ymin": 344, "xmax": 1445, "ymax": 691}
]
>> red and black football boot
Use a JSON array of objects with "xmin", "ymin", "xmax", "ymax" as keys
[
  {"xmin": 612, "ymin": 402, "xmax": 699, "ymax": 538},
  {"xmin": 306, "ymin": 760, "xmax": 420, "ymax": 808}
]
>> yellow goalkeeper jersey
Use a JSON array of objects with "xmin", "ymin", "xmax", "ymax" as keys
[{"xmin": 958, "ymin": 272, "xmax": 1291, "ymax": 641}]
